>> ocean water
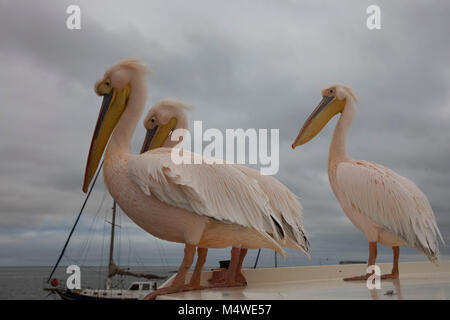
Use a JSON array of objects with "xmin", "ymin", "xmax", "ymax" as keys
[
  {"xmin": 0, "ymin": 266, "xmax": 180, "ymax": 300},
  {"xmin": 0, "ymin": 249, "xmax": 314, "ymax": 299}
]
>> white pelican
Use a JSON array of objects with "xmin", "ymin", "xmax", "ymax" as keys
[
  {"xmin": 292, "ymin": 84, "xmax": 444, "ymax": 280},
  {"xmin": 83, "ymin": 59, "xmax": 310, "ymax": 299},
  {"xmin": 140, "ymin": 98, "xmax": 210, "ymax": 289},
  {"xmin": 139, "ymin": 99, "xmax": 311, "ymax": 288}
]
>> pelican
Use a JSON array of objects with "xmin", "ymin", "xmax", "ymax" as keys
[
  {"xmin": 139, "ymin": 99, "xmax": 311, "ymax": 289},
  {"xmin": 292, "ymin": 84, "xmax": 444, "ymax": 280},
  {"xmin": 83, "ymin": 58, "xmax": 310, "ymax": 299}
]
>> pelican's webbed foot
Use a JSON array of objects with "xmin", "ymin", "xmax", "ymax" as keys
[
  {"xmin": 143, "ymin": 284, "xmax": 203, "ymax": 300},
  {"xmin": 208, "ymin": 268, "xmax": 247, "ymax": 287},
  {"xmin": 343, "ymin": 273, "xmax": 372, "ymax": 281},
  {"xmin": 380, "ymin": 272, "xmax": 399, "ymax": 280}
]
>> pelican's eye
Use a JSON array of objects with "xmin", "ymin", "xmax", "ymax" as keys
[
  {"xmin": 147, "ymin": 117, "xmax": 157, "ymax": 129},
  {"xmin": 330, "ymin": 89, "xmax": 334, "ymax": 94}
]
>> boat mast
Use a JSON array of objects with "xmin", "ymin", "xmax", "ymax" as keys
[
  {"xmin": 105, "ymin": 201, "xmax": 165, "ymax": 282},
  {"xmin": 107, "ymin": 201, "xmax": 117, "ymax": 279}
]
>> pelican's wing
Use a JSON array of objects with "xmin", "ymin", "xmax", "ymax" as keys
[
  {"xmin": 128, "ymin": 148, "xmax": 288, "ymax": 255},
  {"xmin": 337, "ymin": 160, "xmax": 444, "ymax": 262},
  {"xmin": 234, "ymin": 166, "xmax": 310, "ymax": 257}
]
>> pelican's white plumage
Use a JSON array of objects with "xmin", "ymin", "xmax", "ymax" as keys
[
  {"xmin": 128, "ymin": 148, "xmax": 309, "ymax": 257},
  {"xmin": 292, "ymin": 84, "xmax": 444, "ymax": 279},
  {"xmin": 83, "ymin": 59, "xmax": 309, "ymax": 298},
  {"xmin": 337, "ymin": 160, "xmax": 443, "ymax": 261}
]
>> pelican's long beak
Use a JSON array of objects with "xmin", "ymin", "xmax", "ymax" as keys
[
  {"xmin": 292, "ymin": 95, "xmax": 346, "ymax": 148},
  {"xmin": 140, "ymin": 118, "xmax": 177, "ymax": 154},
  {"xmin": 82, "ymin": 84, "xmax": 131, "ymax": 193}
]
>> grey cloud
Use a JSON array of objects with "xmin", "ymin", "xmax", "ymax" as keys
[{"xmin": 0, "ymin": 0, "xmax": 449, "ymax": 266}]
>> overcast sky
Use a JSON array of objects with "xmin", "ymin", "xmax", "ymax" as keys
[{"xmin": 0, "ymin": 0, "xmax": 449, "ymax": 269}]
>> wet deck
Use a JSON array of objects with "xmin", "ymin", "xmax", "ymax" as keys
[{"xmin": 157, "ymin": 261, "xmax": 450, "ymax": 300}]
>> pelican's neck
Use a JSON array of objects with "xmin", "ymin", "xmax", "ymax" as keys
[
  {"xmin": 107, "ymin": 78, "xmax": 147, "ymax": 157},
  {"xmin": 329, "ymin": 98, "xmax": 355, "ymax": 164}
]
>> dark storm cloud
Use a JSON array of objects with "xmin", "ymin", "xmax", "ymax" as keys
[{"xmin": 0, "ymin": 0, "xmax": 449, "ymax": 265}]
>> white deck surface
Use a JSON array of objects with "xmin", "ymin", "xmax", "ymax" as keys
[{"xmin": 158, "ymin": 261, "xmax": 450, "ymax": 300}]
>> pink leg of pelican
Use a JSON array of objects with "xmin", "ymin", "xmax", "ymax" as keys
[
  {"xmin": 222, "ymin": 247, "xmax": 245, "ymax": 286},
  {"xmin": 235, "ymin": 248, "xmax": 248, "ymax": 285},
  {"xmin": 187, "ymin": 247, "xmax": 208, "ymax": 289},
  {"xmin": 382, "ymin": 246, "xmax": 400, "ymax": 279},
  {"xmin": 144, "ymin": 244, "xmax": 196, "ymax": 300},
  {"xmin": 209, "ymin": 247, "xmax": 248, "ymax": 287},
  {"xmin": 344, "ymin": 242, "xmax": 400, "ymax": 281}
]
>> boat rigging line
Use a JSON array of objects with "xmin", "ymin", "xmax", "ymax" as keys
[{"xmin": 46, "ymin": 160, "xmax": 104, "ymax": 283}]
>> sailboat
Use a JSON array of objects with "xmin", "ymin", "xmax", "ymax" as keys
[{"xmin": 44, "ymin": 163, "xmax": 166, "ymax": 300}]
